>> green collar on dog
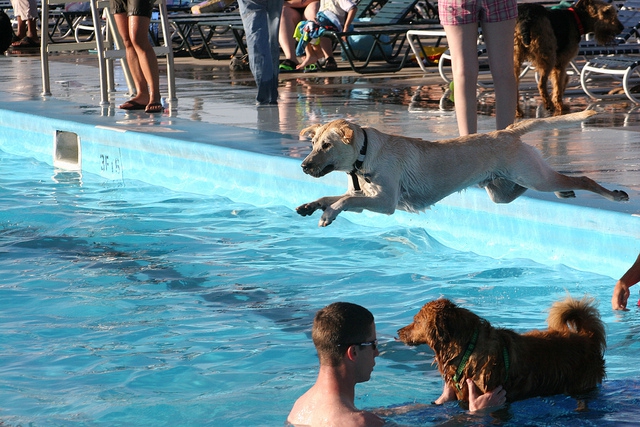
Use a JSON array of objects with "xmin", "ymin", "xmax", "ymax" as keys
[
  {"xmin": 452, "ymin": 327, "xmax": 511, "ymax": 392},
  {"xmin": 453, "ymin": 327, "xmax": 479, "ymax": 390}
]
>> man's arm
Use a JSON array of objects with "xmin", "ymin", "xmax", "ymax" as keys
[
  {"xmin": 612, "ymin": 253, "xmax": 640, "ymax": 310},
  {"xmin": 467, "ymin": 379, "xmax": 506, "ymax": 412}
]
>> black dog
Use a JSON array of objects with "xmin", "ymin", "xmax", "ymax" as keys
[{"xmin": 0, "ymin": 9, "xmax": 14, "ymax": 55}]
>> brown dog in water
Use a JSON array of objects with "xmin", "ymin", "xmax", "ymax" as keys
[{"xmin": 397, "ymin": 297, "xmax": 606, "ymax": 404}]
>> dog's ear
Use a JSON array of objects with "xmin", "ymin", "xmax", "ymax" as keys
[
  {"xmin": 434, "ymin": 312, "xmax": 452, "ymax": 344},
  {"xmin": 300, "ymin": 124, "xmax": 323, "ymax": 139},
  {"xmin": 336, "ymin": 121, "xmax": 355, "ymax": 145},
  {"xmin": 431, "ymin": 299, "xmax": 461, "ymax": 344}
]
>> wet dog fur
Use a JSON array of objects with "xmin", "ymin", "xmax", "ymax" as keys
[
  {"xmin": 514, "ymin": 0, "xmax": 623, "ymax": 116},
  {"xmin": 296, "ymin": 110, "xmax": 628, "ymax": 227},
  {"xmin": 397, "ymin": 296, "xmax": 606, "ymax": 403}
]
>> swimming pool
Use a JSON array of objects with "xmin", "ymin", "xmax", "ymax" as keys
[
  {"xmin": 1, "ymin": 142, "xmax": 640, "ymax": 425},
  {"xmin": 1, "ymin": 79, "xmax": 640, "ymax": 426}
]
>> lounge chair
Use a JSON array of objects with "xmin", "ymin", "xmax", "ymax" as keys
[
  {"xmin": 168, "ymin": 5, "xmax": 245, "ymax": 59},
  {"xmin": 579, "ymin": 0, "xmax": 640, "ymax": 102},
  {"xmin": 169, "ymin": 11, "xmax": 245, "ymax": 59}
]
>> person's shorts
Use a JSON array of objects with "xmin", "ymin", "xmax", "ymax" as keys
[
  {"xmin": 110, "ymin": 0, "xmax": 155, "ymax": 17},
  {"xmin": 437, "ymin": 0, "xmax": 517, "ymax": 26},
  {"xmin": 11, "ymin": 0, "xmax": 38, "ymax": 20}
]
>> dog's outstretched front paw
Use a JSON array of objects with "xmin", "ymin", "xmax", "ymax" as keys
[
  {"xmin": 319, "ymin": 208, "xmax": 339, "ymax": 227},
  {"xmin": 296, "ymin": 202, "xmax": 321, "ymax": 216}
]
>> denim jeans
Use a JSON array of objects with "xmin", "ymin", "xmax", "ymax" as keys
[{"xmin": 237, "ymin": 0, "xmax": 284, "ymax": 105}]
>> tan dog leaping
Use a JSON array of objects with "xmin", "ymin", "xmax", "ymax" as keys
[{"xmin": 296, "ymin": 110, "xmax": 628, "ymax": 227}]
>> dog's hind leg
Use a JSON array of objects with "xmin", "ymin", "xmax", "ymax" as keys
[
  {"xmin": 550, "ymin": 66, "xmax": 569, "ymax": 115},
  {"xmin": 513, "ymin": 39, "xmax": 529, "ymax": 118},
  {"xmin": 509, "ymin": 145, "xmax": 629, "ymax": 202},
  {"xmin": 483, "ymin": 178, "xmax": 529, "ymax": 203},
  {"xmin": 537, "ymin": 67, "xmax": 554, "ymax": 111}
]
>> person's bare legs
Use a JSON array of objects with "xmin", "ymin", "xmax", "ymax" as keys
[
  {"xmin": 14, "ymin": 16, "xmax": 26, "ymax": 39},
  {"xmin": 11, "ymin": 16, "xmax": 37, "ymax": 45},
  {"xmin": 25, "ymin": 17, "xmax": 37, "ymax": 40},
  {"xmin": 129, "ymin": 15, "xmax": 161, "ymax": 110},
  {"xmin": 296, "ymin": 44, "xmax": 322, "ymax": 69},
  {"xmin": 443, "ymin": 23, "xmax": 481, "ymax": 135},
  {"xmin": 278, "ymin": 4, "xmax": 302, "ymax": 63},
  {"xmin": 318, "ymin": 37, "xmax": 333, "ymax": 61},
  {"xmin": 114, "ymin": 13, "xmax": 147, "ymax": 106},
  {"xmin": 279, "ymin": 2, "xmax": 319, "ymax": 65},
  {"xmin": 483, "ymin": 18, "xmax": 517, "ymax": 130},
  {"xmin": 114, "ymin": 13, "xmax": 161, "ymax": 110}
]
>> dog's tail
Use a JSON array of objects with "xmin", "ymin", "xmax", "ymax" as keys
[
  {"xmin": 506, "ymin": 109, "xmax": 597, "ymax": 137},
  {"xmin": 547, "ymin": 295, "xmax": 606, "ymax": 354}
]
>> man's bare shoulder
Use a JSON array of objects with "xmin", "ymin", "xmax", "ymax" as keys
[{"xmin": 288, "ymin": 394, "xmax": 385, "ymax": 427}]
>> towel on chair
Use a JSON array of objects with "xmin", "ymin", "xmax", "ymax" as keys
[{"xmin": 294, "ymin": 11, "xmax": 339, "ymax": 57}]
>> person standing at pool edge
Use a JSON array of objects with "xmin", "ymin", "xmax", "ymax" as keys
[
  {"xmin": 112, "ymin": 0, "xmax": 164, "ymax": 113},
  {"xmin": 439, "ymin": 0, "xmax": 518, "ymax": 135},
  {"xmin": 237, "ymin": 0, "xmax": 284, "ymax": 105},
  {"xmin": 287, "ymin": 302, "xmax": 507, "ymax": 426},
  {"xmin": 612, "ymin": 253, "xmax": 640, "ymax": 310}
]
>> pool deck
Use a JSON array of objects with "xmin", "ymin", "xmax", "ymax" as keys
[{"xmin": 1, "ymin": 50, "xmax": 639, "ymax": 278}]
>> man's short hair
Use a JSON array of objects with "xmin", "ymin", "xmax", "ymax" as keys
[{"xmin": 312, "ymin": 302, "xmax": 374, "ymax": 366}]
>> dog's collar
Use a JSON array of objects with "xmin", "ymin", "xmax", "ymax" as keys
[
  {"xmin": 452, "ymin": 327, "xmax": 479, "ymax": 390},
  {"xmin": 502, "ymin": 346, "xmax": 510, "ymax": 382},
  {"xmin": 348, "ymin": 128, "xmax": 369, "ymax": 191},
  {"xmin": 568, "ymin": 7, "xmax": 585, "ymax": 35},
  {"xmin": 451, "ymin": 328, "xmax": 511, "ymax": 391}
]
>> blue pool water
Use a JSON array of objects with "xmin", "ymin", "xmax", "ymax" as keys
[{"xmin": 1, "ymin": 150, "xmax": 640, "ymax": 427}]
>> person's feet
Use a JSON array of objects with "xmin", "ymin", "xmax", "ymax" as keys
[
  {"xmin": 296, "ymin": 54, "xmax": 319, "ymax": 70},
  {"xmin": 279, "ymin": 58, "xmax": 298, "ymax": 72},
  {"xmin": 318, "ymin": 56, "xmax": 338, "ymax": 71},
  {"xmin": 119, "ymin": 97, "xmax": 164, "ymax": 113},
  {"xmin": 119, "ymin": 100, "xmax": 146, "ymax": 110},
  {"xmin": 144, "ymin": 102, "xmax": 164, "ymax": 113},
  {"xmin": 11, "ymin": 36, "xmax": 39, "ymax": 48}
]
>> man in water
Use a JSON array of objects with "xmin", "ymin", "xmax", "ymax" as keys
[{"xmin": 287, "ymin": 302, "xmax": 506, "ymax": 426}]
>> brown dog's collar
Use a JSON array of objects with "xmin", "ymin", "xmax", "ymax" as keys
[
  {"xmin": 349, "ymin": 128, "xmax": 369, "ymax": 191},
  {"xmin": 568, "ymin": 7, "xmax": 584, "ymax": 35},
  {"xmin": 452, "ymin": 327, "xmax": 479, "ymax": 390}
]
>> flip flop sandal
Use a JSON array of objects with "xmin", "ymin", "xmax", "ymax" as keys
[
  {"xmin": 119, "ymin": 100, "xmax": 146, "ymax": 110},
  {"xmin": 279, "ymin": 59, "xmax": 298, "ymax": 73},
  {"xmin": 13, "ymin": 37, "xmax": 39, "ymax": 48},
  {"xmin": 324, "ymin": 56, "xmax": 338, "ymax": 71},
  {"xmin": 303, "ymin": 63, "xmax": 318, "ymax": 73}
]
